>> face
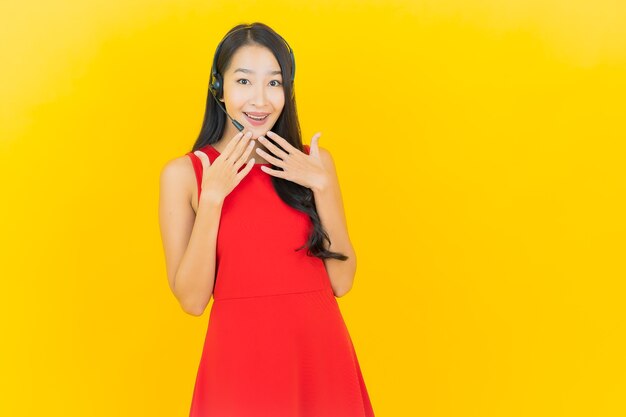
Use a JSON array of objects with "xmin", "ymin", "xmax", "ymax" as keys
[{"xmin": 220, "ymin": 44, "xmax": 286, "ymax": 140}]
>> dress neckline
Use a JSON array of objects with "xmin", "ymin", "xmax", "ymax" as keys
[{"xmin": 207, "ymin": 144, "xmax": 271, "ymax": 166}]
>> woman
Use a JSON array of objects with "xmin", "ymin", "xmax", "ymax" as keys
[{"xmin": 159, "ymin": 22, "xmax": 375, "ymax": 417}]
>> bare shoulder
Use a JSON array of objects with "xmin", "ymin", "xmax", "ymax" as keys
[
  {"xmin": 160, "ymin": 154, "xmax": 197, "ymax": 208},
  {"xmin": 160, "ymin": 154, "xmax": 195, "ymax": 184}
]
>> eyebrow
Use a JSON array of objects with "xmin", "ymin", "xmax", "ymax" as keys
[{"xmin": 233, "ymin": 68, "xmax": 282, "ymax": 76}]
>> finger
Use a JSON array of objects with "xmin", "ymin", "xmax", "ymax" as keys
[
  {"xmin": 258, "ymin": 134, "xmax": 289, "ymax": 160},
  {"xmin": 265, "ymin": 131, "xmax": 295, "ymax": 154},
  {"xmin": 260, "ymin": 165, "xmax": 286, "ymax": 179},
  {"xmin": 227, "ymin": 131, "xmax": 253, "ymax": 162},
  {"xmin": 193, "ymin": 150, "xmax": 211, "ymax": 167},
  {"xmin": 309, "ymin": 132, "xmax": 322, "ymax": 158},
  {"xmin": 236, "ymin": 157, "xmax": 256, "ymax": 181},
  {"xmin": 235, "ymin": 139, "xmax": 256, "ymax": 167},
  {"xmin": 233, "ymin": 131, "xmax": 254, "ymax": 161},
  {"xmin": 255, "ymin": 147, "xmax": 283, "ymax": 167},
  {"xmin": 223, "ymin": 131, "xmax": 246, "ymax": 155}
]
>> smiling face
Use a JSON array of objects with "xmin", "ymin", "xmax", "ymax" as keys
[{"xmin": 219, "ymin": 44, "xmax": 285, "ymax": 140}]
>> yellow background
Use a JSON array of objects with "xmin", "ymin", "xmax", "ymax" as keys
[{"xmin": 2, "ymin": 0, "xmax": 625, "ymax": 416}]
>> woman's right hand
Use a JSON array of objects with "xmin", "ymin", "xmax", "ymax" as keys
[{"xmin": 193, "ymin": 130, "xmax": 256, "ymax": 204}]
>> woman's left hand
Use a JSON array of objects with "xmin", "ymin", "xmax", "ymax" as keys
[{"xmin": 256, "ymin": 131, "xmax": 328, "ymax": 192}]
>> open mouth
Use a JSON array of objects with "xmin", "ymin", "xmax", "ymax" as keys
[{"xmin": 243, "ymin": 112, "xmax": 269, "ymax": 121}]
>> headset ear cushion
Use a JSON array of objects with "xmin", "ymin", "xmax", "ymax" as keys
[{"xmin": 214, "ymin": 74, "xmax": 223, "ymax": 98}]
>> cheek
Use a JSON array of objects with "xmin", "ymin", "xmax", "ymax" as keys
[
  {"xmin": 227, "ymin": 90, "xmax": 248, "ymax": 107},
  {"xmin": 271, "ymin": 92, "xmax": 285, "ymax": 110}
]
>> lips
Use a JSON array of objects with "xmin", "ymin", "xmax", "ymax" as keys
[{"xmin": 243, "ymin": 112, "xmax": 269, "ymax": 120}]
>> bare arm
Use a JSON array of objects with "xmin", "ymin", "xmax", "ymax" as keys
[
  {"xmin": 158, "ymin": 156, "xmax": 222, "ymax": 316},
  {"xmin": 313, "ymin": 147, "xmax": 357, "ymax": 298}
]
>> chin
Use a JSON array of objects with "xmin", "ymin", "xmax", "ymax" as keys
[{"xmin": 250, "ymin": 124, "xmax": 276, "ymax": 138}]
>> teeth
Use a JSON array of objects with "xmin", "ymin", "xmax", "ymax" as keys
[{"xmin": 245, "ymin": 113, "xmax": 268, "ymax": 121}]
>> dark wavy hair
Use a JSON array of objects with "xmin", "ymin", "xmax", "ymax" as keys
[{"xmin": 190, "ymin": 22, "xmax": 348, "ymax": 261}]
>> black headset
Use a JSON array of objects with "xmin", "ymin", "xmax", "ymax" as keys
[{"xmin": 209, "ymin": 25, "xmax": 296, "ymax": 132}]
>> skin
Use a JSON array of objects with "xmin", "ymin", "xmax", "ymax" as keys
[{"xmin": 158, "ymin": 44, "xmax": 357, "ymax": 316}]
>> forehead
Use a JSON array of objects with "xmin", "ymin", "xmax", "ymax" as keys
[{"xmin": 226, "ymin": 44, "xmax": 282, "ymax": 75}]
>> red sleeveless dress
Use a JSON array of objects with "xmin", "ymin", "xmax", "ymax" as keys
[{"xmin": 185, "ymin": 143, "xmax": 375, "ymax": 417}]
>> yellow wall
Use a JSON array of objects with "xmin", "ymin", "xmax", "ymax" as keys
[{"xmin": 1, "ymin": 1, "xmax": 625, "ymax": 416}]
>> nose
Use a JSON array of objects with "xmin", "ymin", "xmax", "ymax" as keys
[{"xmin": 250, "ymin": 83, "xmax": 269, "ymax": 106}]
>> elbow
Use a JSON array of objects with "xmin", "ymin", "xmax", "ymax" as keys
[
  {"xmin": 334, "ymin": 267, "xmax": 356, "ymax": 298},
  {"xmin": 334, "ymin": 289, "xmax": 346, "ymax": 298},
  {"xmin": 177, "ymin": 288, "xmax": 211, "ymax": 316},
  {"xmin": 334, "ymin": 289, "xmax": 349, "ymax": 298},
  {"xmin": 182, "ymin": 300, "xmax": 208, "ymax": 316},
  {"xmin": 185, "ymin": 308, "xmax": 204, "ymax": 317},
  {"xmin": 173, "ymin": 276, "xmax": 212, "ymax": 316},
  {"xmin": 333, "ymin": 282, "xmax": 354, "ymax": 298}
]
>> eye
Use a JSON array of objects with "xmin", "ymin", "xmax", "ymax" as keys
[{"xmin": 236, "ymin": 79, "xmax": 282, "ymax": 87}]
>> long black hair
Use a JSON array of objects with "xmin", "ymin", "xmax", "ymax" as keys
[{"xmin": 190, "ymin": 22, "xmax": 348, "ymax": 262}]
